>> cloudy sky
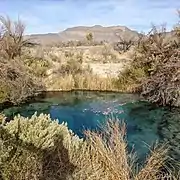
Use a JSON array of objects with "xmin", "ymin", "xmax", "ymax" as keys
[{"xmin": 0, "ymin": 0, "xmax": 180, "ymax": 34}]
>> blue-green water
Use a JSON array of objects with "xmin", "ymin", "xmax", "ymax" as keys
[{"xmin": 2, "ymin": 91, "xmax": 180, "ymax": 160}]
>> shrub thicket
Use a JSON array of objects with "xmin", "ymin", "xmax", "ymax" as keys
[
  {"xmin": 0, "ymin": 16, "xmax": 43, "ymax": 104},
  {"xmin": 118, "ymin": 22, "xmax": 180, "ymax": 106},
  {"xmin": 0, "ymin": 58, "xmax": 42, "ymax": 104}
]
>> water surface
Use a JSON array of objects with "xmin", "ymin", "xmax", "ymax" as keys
[{"xmin": 2, "ymin": 91, "xmax": 179, "ymax": 161}]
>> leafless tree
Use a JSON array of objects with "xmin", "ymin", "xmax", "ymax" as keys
[
  {"xmin": 0, "ymin": 16, "xmax": 34, "ymax": 59},
  {"xmin": 114, "ymin": 31, "xmax": 135, "ymax": 52}
]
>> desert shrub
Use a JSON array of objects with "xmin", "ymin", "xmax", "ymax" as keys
[
  {"xmin": 138, "ymin": 26, "xmax": 180, "ymax": 106},
  {"xmin": 159, "ymin": 110, "xmax": 180, "ymax": 165},
  {"xmin": 75, "ymin": 51, "xmax": 84, "ymax": 63},
  {"xmin": 0, "ymin": 58, "xmax": 43, "ymax": 104},
  {"xmin": 0, "ymin": 114, "xmax": 179, "ymax": 180},
  {"xmin": 58, "ymin": 59, "xmax": 83, "ymax": 76},
  {"xmin": 113, "ymin": 31, "xmax": 136, "ymax": 53},
  {"xmin": 64, "ymin": 51, "xmax": 75, "ymax": 58},
  {"xmin": 57, "ymin": 51, "xmax": 85, "ymax": 76},
  {"xmin": 113, "ymin": 40, "xmax": 135, "ymax": 53},
  {"xmin": 116, "ymin": 66, "xmax": 146, "ymax": 92},
  {"xmin": 118, "ymin": 23, "xmax": 180, "ymax": 106},
  {"xmin": 52, "ymin": 40, "xmax": 104, "ymax": 47},
  {"xmin": 0, "ymin": 113, "xmax": 82, "ymax": 180},
  {"xmin": 86, "ymin": 32, "xmax": 93, "ymax": 42},
  {"xmin": 0, "ymin": 81, "xmax": 11, "ymax": 104},
  {"xmin": 0, "ymin": 16, "xmax": 42, "ymax": 104},
  {"xmin": 76, "ymin": 120, "xmax": 178, "ymax": 180},
  {"xmin": 101, "ymin": 44, "xmax": 117, "ymax": 63},
  {"xmin": 23, "ymin": 55, "xmax": 51, "ymax": 77},
  {"xmin": 48, "ymin": 53, "xmax": 62, "ymax": 62}
]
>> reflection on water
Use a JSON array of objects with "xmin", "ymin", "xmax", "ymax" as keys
[{"xmin": 2, "ymin": 91, "xmax": 179, "ymax": 161}]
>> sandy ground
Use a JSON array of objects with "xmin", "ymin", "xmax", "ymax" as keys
[{"xmin": 34, "ymin": 45, "xmax": 133, "ymax": 78}]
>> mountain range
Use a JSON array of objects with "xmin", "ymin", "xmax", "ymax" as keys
[{"xmin": 25, "ymin": 25, "xmax": 140, "ymax": 45}]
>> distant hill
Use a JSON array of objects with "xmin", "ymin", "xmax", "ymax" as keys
[{"xmin": 25, "ymin": 25, "xmax": 140, "ymax": 45}]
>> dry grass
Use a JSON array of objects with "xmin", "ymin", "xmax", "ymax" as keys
[
  {"xmin": 135, "ymin": 145, "xmax": 169, "ymax": 180},
  {"xmin": 44, "ymin": 73, "xmax": 121, "ymax": 92},
  {"xmin": 70, "ymin": 120, "xmax": 179, "ymax": 180},
  {"xmin": 30, "ymin": 43, "xmax": 124, "ymax": 64}
]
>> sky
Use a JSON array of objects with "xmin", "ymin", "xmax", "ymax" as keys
[{"xmin": 0, "ymin": 0, "xmax": 180, "ymax": 34}]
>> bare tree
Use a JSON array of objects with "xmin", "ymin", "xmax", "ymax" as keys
[
  {"xmin": 0, "ymin": 16, "xmax": 34, "ymax": 59},
  {"xmin": 114, "ymin": 31, "xmax": 135, "ymax": 53}
]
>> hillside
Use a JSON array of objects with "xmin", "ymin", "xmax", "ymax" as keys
[{"xmin": 25, "ymin": 25, "xmax": 140, "ymax": 45}]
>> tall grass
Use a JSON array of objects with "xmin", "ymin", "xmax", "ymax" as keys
[
  {"xmin": 72, "ymin": 120, "xmax": 179, "ymax": 180},
  {"xmin": 44, "ymin": 73, "xmax": 121, "ymax": 92}
]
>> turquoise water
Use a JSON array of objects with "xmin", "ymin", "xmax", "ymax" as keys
[{"xmin": 2, "ymin": 91, "xmax": 179, "ymax": 161}]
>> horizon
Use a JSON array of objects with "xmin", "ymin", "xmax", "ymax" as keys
[{"xmin": 0, "ymin": 0, "xmax": 180, "ymax": 35}]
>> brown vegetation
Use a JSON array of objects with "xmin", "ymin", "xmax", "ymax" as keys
[
  {"xmin": 0, "ymin": 16, "xmax": 43, "ymax": 104},
  {"xmin": 138, "ymin": 25, "xmax": 180, "ymax": 106},
  {"xmin": 118, "ymin": 22, "xmax": 180, "ymax": 106},
  {"xmin": 0, "ymin": 16, "xmax": 34, "ymax": 59},
  {"xmin": 52, "ymin": 39, "xmax": 104, "ymax": 48},
  {"xmin": 45, "ymin": 73, "xmax": 118, "ymax": 92},
  {"xmin": 0, "ymin": 58, "xmax": 42, "ymax": 104},
  {"xmin": 0, "ymin": 15, "xmax": 125, "ymax": 104},
  {"xmin": 1, "ymin": 13, "xmax": 179, "ymax": 108},
  {"xmin": 113, "ymin": 31, "xmax": 136, "ymax": 53}
]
